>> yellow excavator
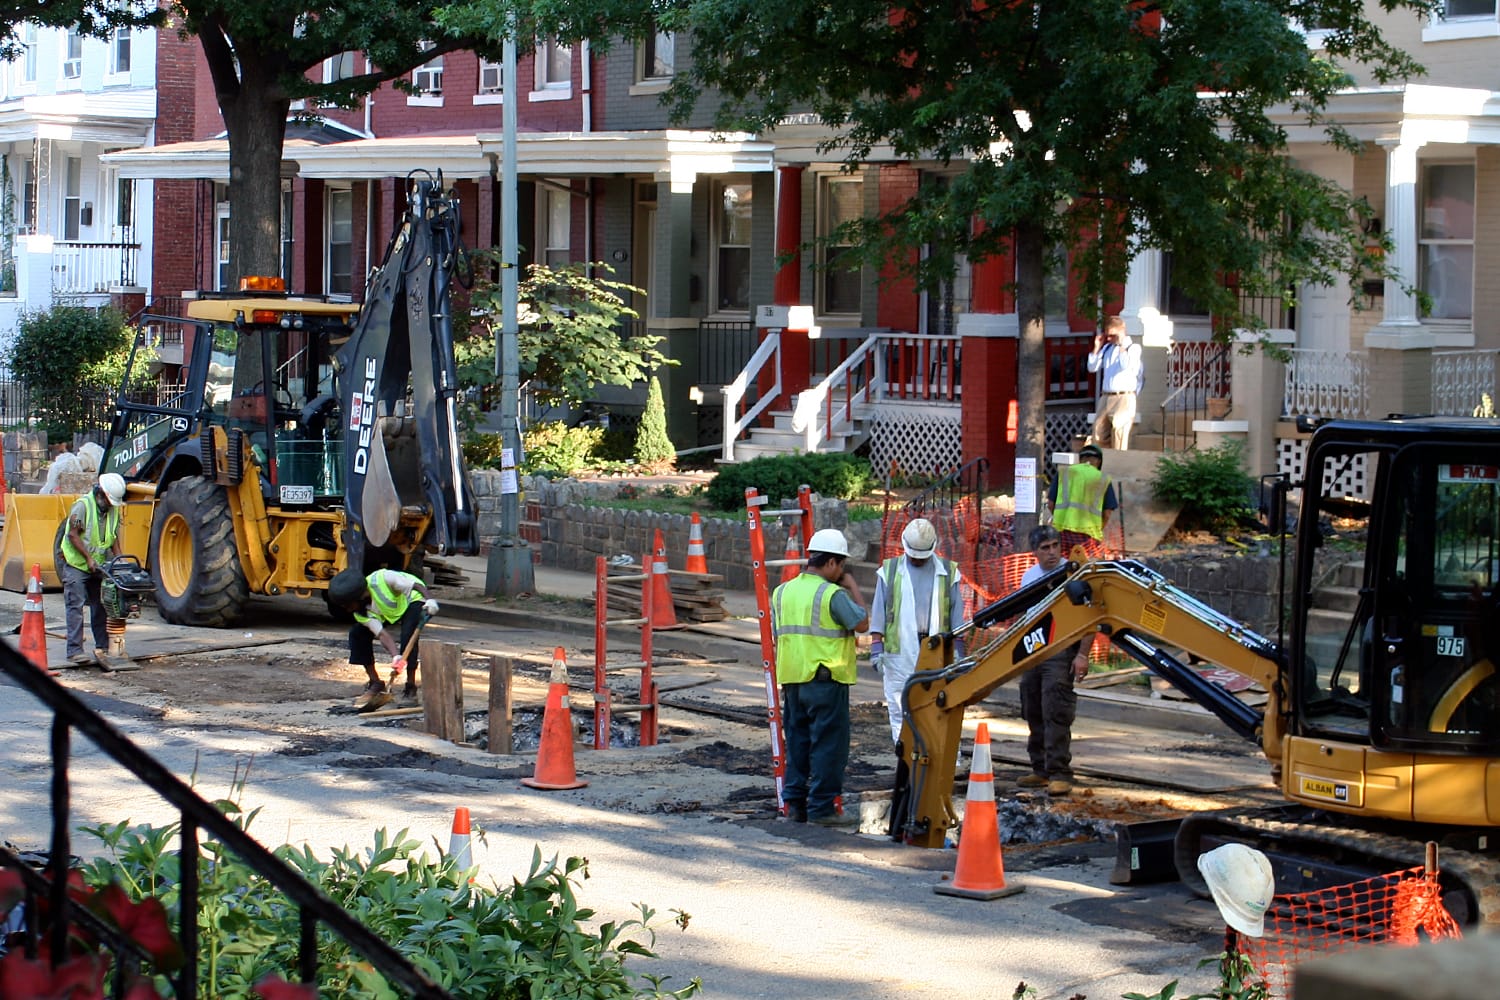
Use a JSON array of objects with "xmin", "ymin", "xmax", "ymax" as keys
[
  {"xmin": 895, "ymin": 416, "xmax": 1500, "ymax": 925},
  {"xmin": 0, "ymin": 170, "xmax": 478, "ymax": 623}
]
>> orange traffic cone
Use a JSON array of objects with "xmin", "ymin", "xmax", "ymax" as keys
[
  {"xmin": 780, "ymin": 527, "xmax": 804, "ymax": 584},
  {"xmin": 522, "ymin": 647, "xmax": 589, "ymax": 790},
  {"xmin": 19, "ymin": 563, "xmax": 51, "ymax": 674},
  {"xmin": 649, "ymin": 528, "xmax": 681, "ymax": 631},
  {"xmin": 447, "ymin": 807, "xmax": 474, "ymax": 872},
  {"xmin": 935, "ymin": 723, "xmax": 1024, "ymax": 900},
  {"xmin": 685, "ymin": 513, "xmax": 708, "ymax": 574}
]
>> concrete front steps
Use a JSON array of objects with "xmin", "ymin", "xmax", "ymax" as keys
[{"xmin": 727, "ymin": 403, "xmax": 873, "ymax": 461}]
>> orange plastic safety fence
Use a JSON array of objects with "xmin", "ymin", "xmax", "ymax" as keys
[{"xmin": 1235, "ymin": 865, "xmax": 1462, "ymax": 999}]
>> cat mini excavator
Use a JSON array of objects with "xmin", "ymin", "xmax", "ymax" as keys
[
  {"xmin": 0, "ymin": 171, "xmax": 478, "ymax": 624},
  {"xmin": 895, "ymin": 416, "xmax": 1500, "ymax": 925}
]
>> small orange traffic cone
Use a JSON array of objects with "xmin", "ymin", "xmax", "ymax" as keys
[
  {"xmin": 447, "ymin": 807, "xmax": 474, "ymax": 872},
  {"xmin": 522, "ymin": 647, "xmax": 589, "ymax": 790},
  {"xmin": 649, "ymin": 528, "xmax": 681, "ymax": 631},
  {"xmin": 780, "ymin": 526, "xmax": 804, "ymax": 584},
  {"xmin": 935, "ymin": 723, "xmax": 1024, "ymax": 900},
  {"xmin": 685, "ymin": 513, "xmax": 708, "ymax": 574},
  {"xmin": 19, "ymin": 563, "xmax": 51, "ymax": 674}
]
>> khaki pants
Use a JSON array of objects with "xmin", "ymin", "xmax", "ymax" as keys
[{"xmin": 1093, "ymin": 392, "xmax": 1136, "ymax": 450}]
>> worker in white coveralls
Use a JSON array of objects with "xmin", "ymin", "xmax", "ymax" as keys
[{"xmin": 867, "ymin": 518, "xmax": 966, "ymax": 743}]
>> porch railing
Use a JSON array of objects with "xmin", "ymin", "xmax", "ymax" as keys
[
  {"xmin": 791, "ymin": 333, "xmax": 961, "ymax": 453},
  {"xmin": 1160, "ymin": 344, "xmax": 1231, "ymax": 453},
  {"xmin": 51, "ymin": 241, "xmax": 141, "ymax": 297},
  {"xmin": 0, "ymin": 642, "xmax": 454, "ymax": 999},
  {"xmin": 698, "ymin": 320, "xmax": 755, "ymax": 388},
  {"xmin": 720, "ymin": 331, "xmax": 782, "ymax": 461},
  {"xmin": 1432, "ymin": 349, "xmax": 1500, "ymax": 416},
  {"xmin": 1283, "ymin": 349, "xmax": 1369, "ymax": 419}
]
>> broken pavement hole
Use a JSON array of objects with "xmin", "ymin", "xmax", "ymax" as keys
[
  {"xmin": 992, "ymin": 799, "xmax": 1116, "ymax": 844},
  {"xmin": 460, "ymin": 708, "xmax": 685, "ymax": 752}
]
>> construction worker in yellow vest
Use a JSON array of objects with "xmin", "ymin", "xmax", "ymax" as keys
[
  {"xmin": 56, "ymin": 472, "xmax": 126, "ymax": 665},
  {"xmin": 867, "ymin": 517, "xmax": 966, "ymax": 742},
  {"xmin": 771, "ymin": 528, "xmax": 868, "ymax": 827},
  {"xmin": 328, "ymin": 567, "xmax": 439, "ymax": 705},
  {"xmin": 1049, "ymin": 443, "xmax": 1118, "ymax": 558}
]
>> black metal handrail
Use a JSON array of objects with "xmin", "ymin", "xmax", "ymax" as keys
[
  {"xmin": 0, "ymin": 641, "xmax": 455, "ymax": 999},
  {"xmin": 1160, "ymin": 344, "xmax": 1231, "ymax": 453},
  {"xmin": 903, "ymin": 456, "xmax": 989, "ymax": 516}
]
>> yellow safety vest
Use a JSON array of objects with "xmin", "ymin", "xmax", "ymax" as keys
[
  {"xmin": 59, "ymin": 494, "xmax": 121, "ymax": 572},
  {"xmin": 1052, "ymin": 463, "xmax": 1112, "ymax": 540},
  {"xmin": 353, "ymin": 570, "xmax": 420, "ymax": 625},
  {"xmin": 880, "ymin": 556, "xmax": 958, "ymax": 655},
  {"xmin": 771, "ymin": 572, "xmax": 856, "ymax": 684}
]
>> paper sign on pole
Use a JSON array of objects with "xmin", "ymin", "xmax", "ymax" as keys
[
  {"xmin": 1014, "ymin": 457, "xmax": 1038, "ymax": 514},
  {"xmin": 500, "ymin": 447, "xmax": 519, "ymax": 495}
]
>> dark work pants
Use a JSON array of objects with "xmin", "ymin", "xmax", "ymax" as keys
[
  {"xmin": 1018, "ymin": 646, "xmax": 1079, "ymax": 780},
  {"xmin": 57, "ymin": 555, "xmax": 107, "ymax": 658},
  {"xmin": 782, "ymin": 667, "xmax": 851, "ymax": 819},
  {"xmin": 348, "ymin": 603, "xmax": 426, "ymax": 686}
]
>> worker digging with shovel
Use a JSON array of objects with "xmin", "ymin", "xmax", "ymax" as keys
[{"xmin": 328, "ymin": 568, "xmax": 439, "ymax": 712}]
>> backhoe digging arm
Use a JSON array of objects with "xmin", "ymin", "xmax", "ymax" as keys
[{"xmin": 896, "ymin": 559, "xmax": 1288, "ymax": 847}]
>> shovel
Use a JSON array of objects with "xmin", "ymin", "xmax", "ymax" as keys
[{"xmin": 358, "ymin": 611, "xmax": 431, "ymax": 713}]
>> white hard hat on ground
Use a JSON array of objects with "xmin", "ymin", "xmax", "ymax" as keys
[
  {"xmin": 902, "ymin": 518, "xmax": 938, "ymax": 559},
  {"xmin": 807, "ymin": 528, "xmax": 850, "ymax": 558},
  {"xmin": 97, "ymin": 473, "xmax": 126, "ymax": 506},
  {"xmin": 1197, "ymin": 844, "xmax": 1274, "ymax": 938}
]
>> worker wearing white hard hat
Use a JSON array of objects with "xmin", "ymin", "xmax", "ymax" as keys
[
  {"xmin": 1197, "ymin": 843, "xmax": 1275, "ymax": 938},
  {"xmin": 56, "ymin": 472, "xmax": 128, "ymax": 664},
  {"xmin": 867, "ymin": 517, "xmax": 967, "ymax": 742},
  {"xmin": 771, "ymin": 525, "xmax": 869, "ymax": 826}
]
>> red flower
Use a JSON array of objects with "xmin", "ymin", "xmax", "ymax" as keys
[
  {"xmin": 0, "ymin": 950, "xmax": 107, "ymax": 1000},
  {"xmin": 254, "ymin": 974, "xmax": 318, "ymax": 1000},
  {"xmin": 91, "ymin": 885, "xmax": 185, "ymax": 972}
]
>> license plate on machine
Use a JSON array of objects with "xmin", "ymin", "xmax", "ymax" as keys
[{"xmin": 280, "ymin": 485, "xmax": 315, "ymax": 504}]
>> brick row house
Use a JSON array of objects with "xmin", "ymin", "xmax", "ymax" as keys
[{"xmin": 10, "ymin": 3, "xmax": 1500, "ymax": 492}]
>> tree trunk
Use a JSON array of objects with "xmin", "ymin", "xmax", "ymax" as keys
[
  {"xmin": 1012, "ymin": 222, "xmax": 1048, "ymax": 547},
  {"xmin": 220, "ymin": 70, "xmax": 290, "ymax": 286}
]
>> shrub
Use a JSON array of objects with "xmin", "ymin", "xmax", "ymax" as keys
[
  {"xmin": 7, "ymin": 306, "xmax": 137, "ymax": 440},
  {"xmin": 1152, "ymin": 441, "xmax": 1256, "ymax": 533},
  {"xmin": 705, "ymin": 452, "xmax": 875, "ymax": 511},
  {"xmin": 79, "ymin": 816, "xmax": 701, "ymax": 1000},
  {"xmin": 635, "ymin": 376, "xmax": 675, "ymax": 471},
  {"xmin": 522, "ymin": 420, "xmax": 605, "ymax": 476},
  {"xmin": 463, "ymin": 431, "xmax": 507, "ymax": 469}
]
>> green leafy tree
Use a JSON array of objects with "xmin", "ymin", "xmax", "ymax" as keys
[
  {"xmin": 168, "ymin": 2, "xmax": 501, "ymax": 283},
  {"xmin": 447, "ymin": 0, "xmax": 1423, "ymax": 540},
  {"xmin": 0, "ymin": 3, "xmax": 159, "ymax": 57},
  {"xmin": 460, "ymin": 253, "xmax": 673, "ymax": 410},
  {"xmin": 635, "ymin": 374, "xmax": 674, "ymax": 471},
  {"xmin": 6, "ymin": 306, "xmax": 141, "ymax": 439}
]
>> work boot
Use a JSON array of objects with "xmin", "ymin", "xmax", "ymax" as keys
[
  {"xmin": 781, "ymin": 800, "xmax": 808, "ymax": 823},
  {"xmin": 1047, "ymin": 779, "xmax": 1073, "ymax": 797},
  {"xmin": 809, "ymin": 811, "xmax": 859, "ymax": 829},
  {"xmin": 401, "ymin": 684, "xmax": 419, "ymax": 703},
  {"xmin": 1016, "ymin": 773, "xmax": 1047, "ymax": 789}
]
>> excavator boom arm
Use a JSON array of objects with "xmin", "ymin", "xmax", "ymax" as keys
[{"xmin": 897, "ymin": 559, "xmax": 1287, "ymax": 847}]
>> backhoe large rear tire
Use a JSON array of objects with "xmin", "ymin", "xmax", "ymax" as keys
[{"xmin": 150, "ymin": 476, "xmax": 249, "ymax": 627}]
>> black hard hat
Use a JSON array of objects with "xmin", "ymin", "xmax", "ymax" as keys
[
  {"xmin": 328, "ymin": 569, "xmax": 368, "ymax": 608},
  {"xmin": 1079, "ymin": 444, "xmax": 1104, "ymax": 461}
]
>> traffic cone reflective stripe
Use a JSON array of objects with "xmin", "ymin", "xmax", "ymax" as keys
[
  {"xmin": 19, "ymin": 563, "xmax": 51, "ymax": 674},
  {"xmin": 522, "ymin": 647, "xmax": 589, "ymax": 790},
  {"xmin": 685, "ymin": 513, "xmax": 708, "ymax": 574},
  {"xmin": 935, "ymin": 723, "xmax": 1024, "ymax": 900},
  {"xmin": 780, "ymin": 528, "xmax": 803, "ymax": 584},
  {"xmin": 649, "ymin": 528, "xmax": 681, "ymax": 631},
  {"xmin": 448, "ymin": 807, "xmax": 474, "ymax": 872}
]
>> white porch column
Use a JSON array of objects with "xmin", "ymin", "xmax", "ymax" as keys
[{"xmin": 1377, "ymin": 139, "xmax": 1424, "ymax": 332}]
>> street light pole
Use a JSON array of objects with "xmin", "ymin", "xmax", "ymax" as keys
[{"xmin": 486, "ymin": 26, "xmax": 534, "ymax": 596}]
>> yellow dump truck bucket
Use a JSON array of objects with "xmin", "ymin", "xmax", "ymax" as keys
[{"xmin": 0, "ymin": 490, "xmax": 154, "ymax": 591}]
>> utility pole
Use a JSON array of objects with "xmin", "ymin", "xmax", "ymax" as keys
[{"xmin": 486, "ymin": 27, "xmax": 534, "ymax": 596}]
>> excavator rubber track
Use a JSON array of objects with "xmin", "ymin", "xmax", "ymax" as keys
[{"xmin": 1174, "ymin": 806, "xmax": 1500, "ymax": 927}]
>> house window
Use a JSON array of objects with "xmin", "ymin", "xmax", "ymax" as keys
[
  {"xmin": 21, "ymin": 160, "xmax": 35, "ymax": 232},
  {"xmin": 638, "ymin": 28, "xmax": 675, "ymax": 82},
  {"xmin": 325, "ymin": 51, "xmax": 356, "ymax": 84},
  {"xmin": 110, "ymin": 26, "xmax": 131, "ymax": 75},
  {"xmin": 536, "ymin": 40, "xmax": 571, "ymax": 90},
  {"xmin": 63, "ymin": 157, "xmax": 82, "ymax": 241},
  {"xmin": 1160, "ymin": 251, "xmax": 1209, "ymax": 317},
  {"xmin": 20, "ymin": 24, "xmax": 36, "ymax": 84},
  {"xmin": 1419, "ymin": 162, "xmax": 1475, "ymax": 322},
  {"xmin": 281, "ymin": 184, "xmax": 294, "ymax": 286},
  {"xmin": 478, "ymin": 59, "xmax": 503, "ymax": 96},
  {"xmin": 819, "ymin": 176, "xmax": 862, "ymax": 315},
  {"xmin": 64, "ymin": 29, "xmax": 83, "ymax": 80},
  {"xmin": 542, "ymin": 183, "xmax": 570, "ymax": 267},
  {"xmin": 1445, "ymin": 0, "xmax": 1495, "ymax": 17},
  {"xmin": 412, "ymin": 45, "xmax": 443, "ymax": 98},
  {"xmin": 215, "ymin": 193, "xmax": 230, "ymax": 291},
  {"xmin": 716, "ymin": 182, "xmax": 752, "ymax": 312},
  {"xmin": 116, "ymin": 176, "xmax": 134, "ymax": 236},
  {"xmin": 326, "ymin": 186, "xmax": 353, "ymax": 297},
  {"xmin": 1043, "ymin": 243, "xmax": 1070, "ymax": 319}
]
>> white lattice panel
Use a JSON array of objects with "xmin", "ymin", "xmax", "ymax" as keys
[
  {"xmin": 868, "ymin": 402, "xmax": 961, "ymax": 478},
  {"xmin": 1277, "ymin": 437, "xmax": 1372, "ymax": 502}
]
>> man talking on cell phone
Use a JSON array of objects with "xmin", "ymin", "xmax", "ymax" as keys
[{"xmin": 1086, "ymin": 315, "xmax": 1144, "ymax": 450}]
